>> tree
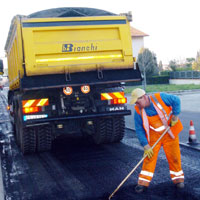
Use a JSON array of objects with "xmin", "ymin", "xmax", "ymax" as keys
[
  {"xmin": 137, "ymin": 48, "xmax": 158, "ymax": 91},
  {"xmin": 185, "ymin": 58, "xmax": 195, "ymax": 68},
  {"xmin": 138, "ymin": 48, "xmax": 158, "ymax": 77},
  {"xmin": 186, "ymin": 57, "xmax": 195, "ymax": 63},
  {"xmin": 158, "ymin": 61, "xmax": 163, "ymax": 74},
  {"xmin": 152, "ymin": 52, "xmax": 159, "ymax": 75},
  {"xmin": 169, "ymin": 60, "xmax": 178, "ymax": 71},
  {"xmin": 192, "ymin": 51, "xmax": 200, "ymax": 71}
]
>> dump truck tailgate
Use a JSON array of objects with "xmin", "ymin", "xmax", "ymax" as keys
[{"xmin": 22, "ymin": 16, "xmax": 133, "ymax": 76}]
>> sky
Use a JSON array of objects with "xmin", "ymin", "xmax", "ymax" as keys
[{"xmin": 0, "ymin": 0, "xmax": 200, "ymax": 65}]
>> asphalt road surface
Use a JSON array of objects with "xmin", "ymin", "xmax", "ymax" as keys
[
  {"xmin": 1, "ymin": 128, "xmax": 200, "ymax": 200},
  {"xmin": 0, "ymin": 90, "xmax": 200, "ymax": 200}
]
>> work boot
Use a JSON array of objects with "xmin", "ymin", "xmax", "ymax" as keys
[
  {"xmin": 176, "ymin": 182, "xmax": 185, "ymax": 189},
  {"xmin": 135, "ymin": 184, "xmax": 147, "ymax": 193}
]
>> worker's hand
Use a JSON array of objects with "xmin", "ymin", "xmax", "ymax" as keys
[
  {"xmin": 171, "ymin": 115, "xmax": 178, "ymax": 127},
  {"xmin": 143, "ymin": 144, "xmax": 154, "ymax": 159}
]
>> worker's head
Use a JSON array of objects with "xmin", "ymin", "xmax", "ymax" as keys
[{"xmin": 130, "ymin": 88, "xmax": 149, "ymax": 108}]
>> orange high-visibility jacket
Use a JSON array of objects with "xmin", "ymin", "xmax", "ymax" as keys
[{"xmin": 135, "ymin": 93, "xmax": 183, "ymax": 141}]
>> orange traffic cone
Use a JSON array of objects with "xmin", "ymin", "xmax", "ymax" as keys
[{"xmin": 188, "ymin": 120, "xmax": 197, "ymax": 144}]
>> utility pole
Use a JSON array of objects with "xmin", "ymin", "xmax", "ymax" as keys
[
  {"xmin": 142, "ymin": 52, "xmax": 147, "ymax": 92},
  {"xmin": 143, "ymin": 67, "xmax": 146, "ymax": 91}
]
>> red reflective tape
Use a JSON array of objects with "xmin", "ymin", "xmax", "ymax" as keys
[
  {"xmin": 108, "ymin": 93, "xmax": 117, "ymax": 99},
  {"xmin": 22, "ymin": 100, "xmax": 36, "ymax": 108},
  {"xmin": 22, "ymin": 99, "xmax": 49, "ymax": 107}
]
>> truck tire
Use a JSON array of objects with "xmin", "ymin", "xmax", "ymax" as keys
[
  {"xmin": 93, "ymin": 116, "xmax": 125, "ymax": 144},
  {"xmin": 93, "ymin": 118, "xmax": 107, "ymax": 144},
  {"xmin": 20, "ymin": 126, "xmax": 37, "ymax": 154},
  {"xmin": 15, "ymin": 107, "xmax": 36, "ymax": 154},
  {"xmin": 37, "ymin": 125, "xmax": 52, "ymax": 152},
  {"xmin": 15, "ymin": 114, "xmax": 21, "ymax": 148},
  {"xmin": 12, "ymin": 99, "xmax": 18, "ymax": 137},
  {"xmin": 105, "ymin": 116, "xmax": 125, "ymax": 143},
  {"xmin": 112, "ymin": 116, "xmax": 125, "ymax": 142}
]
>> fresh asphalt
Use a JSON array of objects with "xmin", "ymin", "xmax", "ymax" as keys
[
  {"xmin": 0, "ymin": 89, "xmax": 200, "ymax": 200},
  {"xmin": 1, "ymin": 127, "xmax": 200, "ymax": 199}
]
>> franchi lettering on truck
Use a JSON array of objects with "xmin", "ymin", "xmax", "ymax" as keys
[{"xmin": 62, "ymin": 43, "xmax": 98, "ymax": 52}]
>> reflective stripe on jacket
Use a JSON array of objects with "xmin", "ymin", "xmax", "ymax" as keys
[{"xmin": 135, "ymin": 93, "xmax": 183, "ymax": 142}]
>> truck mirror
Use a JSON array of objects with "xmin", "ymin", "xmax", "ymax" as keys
[{"xmin": 0, "ymin": 59, "xmax": 4, "ymax": 75}]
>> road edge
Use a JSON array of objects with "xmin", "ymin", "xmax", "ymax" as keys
[
  {"xmin": 0, "ymin": 156, "xmax": 4, "ymax": 200},
  {"xmin": 126, "ymin": 127, "xmax": 200, "ymax": 151}
]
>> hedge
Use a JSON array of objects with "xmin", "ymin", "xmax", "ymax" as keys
[{"xmin": 126, "ymin": 75, "xmax": 169, "ymax": 86}]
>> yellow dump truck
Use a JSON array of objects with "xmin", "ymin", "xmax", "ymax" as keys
[{"xmin": 5, "ymin": 7, "xmax": 141, "ymax": 154}]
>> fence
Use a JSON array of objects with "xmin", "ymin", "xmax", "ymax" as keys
[{"xmin": 170, "ymin": 71, "xmax": 200, "ymax": 79}]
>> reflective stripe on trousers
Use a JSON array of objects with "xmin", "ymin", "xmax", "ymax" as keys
[
  {"xmin": 138, "ymin": 131, "xmax": 184, "ymax": 187},
  {"xmin": 170, "ymin": 170, "xmax": 184, "ymax": 181}
]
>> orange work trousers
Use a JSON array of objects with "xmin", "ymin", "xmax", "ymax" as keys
[{"xmin": 138, "ymin": 131, "xmax": 184, "ymax": 187}]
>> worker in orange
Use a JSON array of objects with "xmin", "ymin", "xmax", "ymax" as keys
[{"xmin": 130, "ymin": 88, "xmax": 184, "ymax": 193}]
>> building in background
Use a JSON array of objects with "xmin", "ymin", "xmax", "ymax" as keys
[{"xmin": 131, "ymin": 27, "xmax": 148, "ymax": 60}]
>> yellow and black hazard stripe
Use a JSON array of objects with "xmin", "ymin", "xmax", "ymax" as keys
[
  {"xmin": 101, "ymin": 92, "xmax": 124, "ymax": 100},
  {"xmin": 22, "ymin": 98, "xmax": 49, "ymax": 108}
]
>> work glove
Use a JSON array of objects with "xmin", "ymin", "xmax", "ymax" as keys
[
  {"xmin": 143, "ymin": 144, "xmax": 154, "ymax": 159},
  {"xmin": 171, "ymin": 115, "xmax": 178, "ymax": 127}
]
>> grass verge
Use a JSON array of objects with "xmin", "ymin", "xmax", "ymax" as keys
[{"xmin": 124, "ymin": 84, "xmax": 200, "ymax": 94}]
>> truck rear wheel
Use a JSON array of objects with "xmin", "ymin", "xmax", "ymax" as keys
[
  {"xmin": 37, "ymin": 125, "xmax": 52, "ymax": 152},
  {"xmin": 15, "ymin": 112, "xmax": 20, "ymax": 147},
  {"xmin": 15, "ymin": 107, "xmax": 36, "ymax": 154},
  {"xmin": 93, "ymin": 116, "xmax": 125, "ymax": 144},
  {"xmin": 19, "ymin": 126, "xmax": 37, "ymax": 154},
  {"xmin": 93, "ymin": 118, "xmax": 107, "ymax": 144},
  {"xmin": 112, "ymin": 116, "xmax": 125, "ymax": 142}
]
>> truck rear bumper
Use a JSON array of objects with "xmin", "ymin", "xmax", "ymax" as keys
[{"xmin": 24, "ymin": 110, "xmax": 131, "ymax": 127}]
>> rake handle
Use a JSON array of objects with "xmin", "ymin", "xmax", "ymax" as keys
[{"xmin": 108, "ymin": 126, "xmax": 170, "ymax": 200}]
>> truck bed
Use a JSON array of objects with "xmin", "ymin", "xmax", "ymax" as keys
[{"xmin": 5, "ymin": 8, "xmax": 139, "ymax": 91}]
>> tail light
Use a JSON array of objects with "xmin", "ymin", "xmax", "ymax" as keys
[
  {"xmin": 22, "ymin": 98, "xmax": 49, "ymax": 114},
  {"xmin": 101, "ymin": 92, "xmax": 127, "ymax": 104},
  {"xmin": 23, "ymin": 106, "xmax": 41, "ymax": 114},
  {"xmin": 110, "ymin": 98, "xmax": 127, "ymax": 105}
]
